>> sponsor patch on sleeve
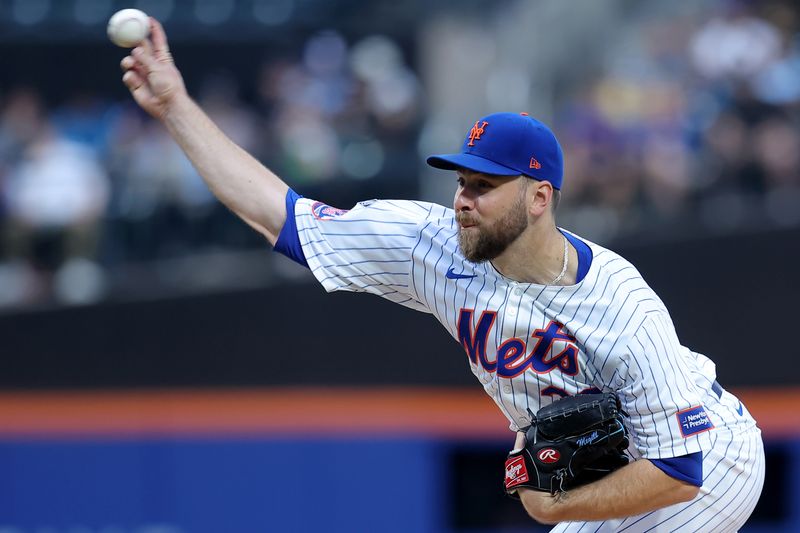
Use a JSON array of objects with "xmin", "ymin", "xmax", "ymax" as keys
[
  {"xmin": 311, "ymin": 201, "xmax": 349, "ymax": 220},
  {"xmin": 676, "ymin": 405, "xmax": 715, "ymax": 437}
]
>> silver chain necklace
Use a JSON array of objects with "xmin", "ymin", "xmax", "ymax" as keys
[{"xmin": 549, "ymin": 235, "xmax": 569, "ymax": 285}]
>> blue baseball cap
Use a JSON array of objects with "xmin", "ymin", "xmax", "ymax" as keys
[{"xmin": 426, "ymin": 112, "xmax": 564, "ymax": 189}]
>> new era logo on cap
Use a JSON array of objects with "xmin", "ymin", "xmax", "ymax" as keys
[{"xmin": 426, "ymin": 112, "xmax": 565, "ymax": 189}]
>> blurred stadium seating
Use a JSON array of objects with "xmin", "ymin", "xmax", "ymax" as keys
[{"xmin": 0, "ymin": 0, "xmax": 798, "ymax": 308}]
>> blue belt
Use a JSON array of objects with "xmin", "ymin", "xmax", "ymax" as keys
[{"xmin": 711, "ymin": 380, "xmax": 723, "ymax": 399}]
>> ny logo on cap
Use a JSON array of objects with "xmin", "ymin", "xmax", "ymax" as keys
[{"xmin": 468, "ymin": 120, "xmax": 489, "ymax": 147}]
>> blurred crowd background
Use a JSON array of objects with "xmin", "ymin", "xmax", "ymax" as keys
[{"xmin": 1, "ymin": 0, "xmax": 798, "ymax": 309}]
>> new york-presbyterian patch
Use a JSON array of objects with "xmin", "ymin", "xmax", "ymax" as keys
[
  {"xmin": 676, "ymin": 405, "xmax": 715, "ymax": 437},
  {"xmin": 311, "ymin": 201, "xmax": 349, "ymax": 220}
]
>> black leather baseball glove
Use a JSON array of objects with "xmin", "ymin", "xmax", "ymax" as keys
[{"xmin": 504, "ymin": 393, "xmax": 629, "ymax": 496}]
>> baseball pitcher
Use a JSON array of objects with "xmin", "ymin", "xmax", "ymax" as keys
[{"xmin": 119, "ymin": 19, "xmax": 765, "ymax": 531}]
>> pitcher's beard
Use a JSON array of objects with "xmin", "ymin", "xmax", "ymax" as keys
[{"xmin": 458, "ymin": 197, "xmax": 528, "ymax": 263}]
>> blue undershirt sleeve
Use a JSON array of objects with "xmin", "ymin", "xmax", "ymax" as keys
[
  {"xmin": 273, "ymin": 188, "xmax": 309, "ymax": 269},
  {"xmin": 650, "ymin": 452, "xmax": 703, "ymax": 487}
]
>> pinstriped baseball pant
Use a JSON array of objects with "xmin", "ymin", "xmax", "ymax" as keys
[{"xmin": 550, "ymin": 427, "xmax": 765, "ymax": 533}]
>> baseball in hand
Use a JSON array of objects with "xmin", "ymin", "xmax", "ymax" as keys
[{"xmin": 107, "ymin": 9, "xmax": 150, "ymax": 48}]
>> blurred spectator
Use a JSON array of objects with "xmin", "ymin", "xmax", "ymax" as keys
[
  {"xmin": 2, "ymin": 123, "xmax": 109, "ymax": 305},
  {"xmin": 540, "ymin": 0, "xmax": 800, "ymax": 241},
  {"xmin": 690, "ymin": 6, "xmax": 782, "ymax": 80},
  {"xmin": 257, "ymin": 31, "xmax": 421, "ymax": 187}
]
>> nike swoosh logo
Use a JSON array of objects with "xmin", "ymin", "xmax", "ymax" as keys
[
  {"xmin": 446, "ymin": 267, "xmax": 478, "ymax": 280},
  {"xmin": 736, "ymin": 402, "xmax": 744, "ymax": 416}
]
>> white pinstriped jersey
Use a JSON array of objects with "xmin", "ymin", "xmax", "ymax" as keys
[{"xmin": 292, "ymin": 197, "xmax": 764, "ymax": 531}]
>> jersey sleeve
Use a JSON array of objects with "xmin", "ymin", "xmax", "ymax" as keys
[
  {"xmin": 293, "ymin": 198, "xmax": 433, "ymax": 311},
  {"xmin": 273, "ymin": 188, "xmax": 308, "ymax": 268},
  {"xmin": 650, "ymin": 452, "xmax": 703, "ymax": 486},
  {"xmin": 619, "ymin": 314, "xmax": 716, "ymax": 460}
]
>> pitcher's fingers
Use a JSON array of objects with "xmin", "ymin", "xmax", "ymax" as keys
[
  {"xmin": 512, "ymin": 431, "xmax": 527, "ymax": 452},
  {"xmin": 149, "ymin": 18, "xmax": 170, "ymax": 56},
  {"xmin": 121, "ymin": 58, "xmax": 149, "ymax": 86},
  {"xmin": 120, "ymin": 55, "xmax": 136, "ymax": 72},
  {"xmin": 137, "ymin": 36, "xmax": 155, "ymax": 59},
  {"xmin": 131, "ymin": 44, "xmax": 157, "ymax": 72},
  {"xmin": 122, "ymin": 70, "xmax": 145, "ymax": 91}
]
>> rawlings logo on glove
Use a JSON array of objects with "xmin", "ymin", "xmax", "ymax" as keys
[
  {"xmin": 537, "ymin": 448, "xmax": 560, "ymax": 463},
  {"xmin": 505, "ymin": 456, "xmax": 529, "ymax": 485},
  {"xmin": 504, "ymin": 393, "xmax": 629, "ymax": 496}
]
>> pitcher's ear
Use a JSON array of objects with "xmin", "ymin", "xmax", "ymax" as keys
[{"xmin": 528, "ymin": 180, "xmax": 554, "ymax": 217}]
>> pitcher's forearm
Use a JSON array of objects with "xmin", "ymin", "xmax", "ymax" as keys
[
  {"xmin": 120, "ymin": 19, "xmax": 288, "ymax": 243},
  {"xmin": 519, "ymin": 459, "xmax": 699, "ymax": 524},
  {"xmin": 163, "ymin": 94, "xmax": 288, "ymax": 244}
]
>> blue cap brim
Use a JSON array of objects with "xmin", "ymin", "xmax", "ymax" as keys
[{"xmin": 426, "ymin": 153, "xmax": 521, "ymax": 176}]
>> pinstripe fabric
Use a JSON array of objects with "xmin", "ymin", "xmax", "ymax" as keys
[
  {"xmin": 552, "ymin": 427, "xmax": 764, "ymax": 532},
  {"xmin": 293, "ymin": 198, "xmax": 764, "ymax": 530}
]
